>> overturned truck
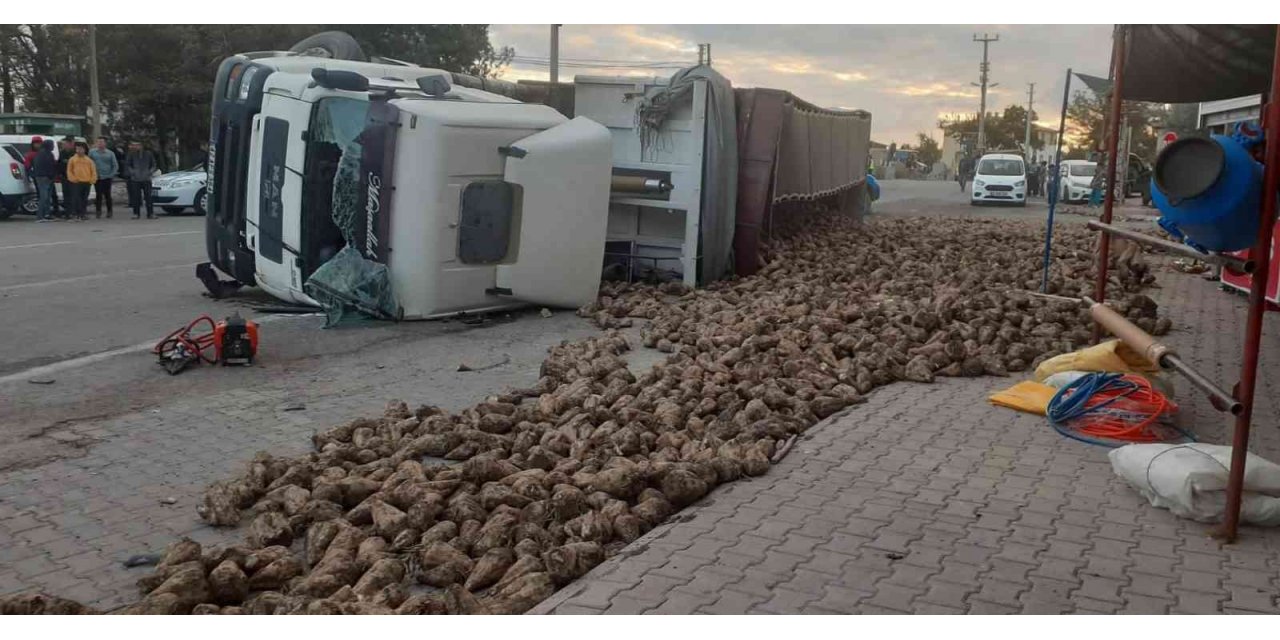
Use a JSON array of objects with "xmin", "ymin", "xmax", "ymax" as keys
[{"xmin": 199, "ymin": 32, "xmax": 871, "ymax": 320}]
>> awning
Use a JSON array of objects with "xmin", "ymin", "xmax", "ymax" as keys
[{"xmin": 1121, "ymin": 25, "xmax": 1276, "ymax": 103}]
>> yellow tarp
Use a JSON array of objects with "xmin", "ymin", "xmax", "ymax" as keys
[
  {"xmin": 1033, "ymin": 339, "xmax": 1161, "ymax": 382},
  {"xmin": 989, "ymin": 380, "xmax": 1059, "ymax": 415}
]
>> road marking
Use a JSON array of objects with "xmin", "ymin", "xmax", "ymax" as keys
[
  {"xmin": 0, "ymin": 263, "xmax": 194, "ymax": 292},
  {"xmin": 0, "ymin": 240, "xmax": 77, "ymax": 250},
  {"xmin": 0, "ymin": 230, "xmax": 200, "ymax": 251},
  {"xmin": 0, "ymin": 312, "xmax": 322, "ymax": 386}
]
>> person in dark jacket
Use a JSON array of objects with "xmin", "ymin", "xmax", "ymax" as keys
[
  {"xmin": 124, "ymin": 141, "xmax": 157, "ymax": 219},
  {"xmin": 53, "ymin": 137, "xmax": 76, "ymax": 219},
  {"xmin": 30, "ymin": 140, "xmax": 58, "ymax": 222}
]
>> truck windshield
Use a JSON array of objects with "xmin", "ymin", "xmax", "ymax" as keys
[
  {"xmin": 977, "ymin": 158, "xmax": 1024, "ymax": 176},
  {"xmin": 308, "ymin": 97, "xmax": 370, "ymax": 251}
]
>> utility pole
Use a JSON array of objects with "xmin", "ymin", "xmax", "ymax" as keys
[
  {"xmin": 89, "ymin": 24, "xmax": 101, "ymax": 140},
  {"xmin": 972, "ymin": 33, "xmax": 999, "ymax": 152},
  {"xmin": 549, "ymin": 24, "xmax": 560, "ymax": 84},
  {"xmin": 1024, "ymin": 82, "xmax": 1035, "ymax": 160},
  {"xmin": 697, "ymin": 43, "xmax": 712, "ymax": 66}
]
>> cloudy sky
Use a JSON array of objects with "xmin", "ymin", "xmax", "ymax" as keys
[{"xmin": 490, "ymin": 25, "xmax": 1115, "ymax": 146}]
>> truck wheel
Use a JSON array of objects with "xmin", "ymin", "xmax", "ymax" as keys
[{"xmin": 289, "ymin": 31, "xmax": 367, "ymax": 61}]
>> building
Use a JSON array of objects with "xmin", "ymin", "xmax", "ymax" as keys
[
  {"xmin": 1026, "ymin": 124, "xmax": 1061, "ymax": 165},
  {"xmin": 0, "ymin": 113, "xmax": 86, "ymax": 137},
  {"xmin": 1198, "ymin": 95, "xmax": 1262, "ymax": 134}
]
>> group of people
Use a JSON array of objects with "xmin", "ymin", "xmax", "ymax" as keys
[{"xmin": 22, "ymin": 135, "xmax": 158, "ymax": 222}]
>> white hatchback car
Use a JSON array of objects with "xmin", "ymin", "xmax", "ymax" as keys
[
  {"xmin": 1057, "ymin": 159, "xmax": 1098, "ymax": 204},
  {"xmin": 0, "ymin": 144, "xmax": 37, "ymax": 218},
  {"xmin": 151, "ymin": 164, "xmax": 208, "ymax": 215},
  {"xmin": 970, "ymin": 153, "xmax": 1027, "ymax": 207}
]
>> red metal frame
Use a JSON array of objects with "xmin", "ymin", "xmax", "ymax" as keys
[{"xmin": 1093, "ymin": 25, "xmax": 1280, "ymax": 542}]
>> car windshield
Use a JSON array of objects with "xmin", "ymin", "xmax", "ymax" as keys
[
  {"xmin": 977, "ymin": 158, "xmax": 1023, "ymax": 176},
  {"xmin": 1070, "ymin": 164, "xmax": 1097, "ymax": 177}
]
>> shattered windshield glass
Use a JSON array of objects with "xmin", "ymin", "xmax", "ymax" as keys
[{"xmin": 302, "ymin": 97, "xmax": 399, "ymax": 326}]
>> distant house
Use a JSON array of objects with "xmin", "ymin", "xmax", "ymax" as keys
[{"xmin": 1026, "ymin": 125, "xmax": 1061, "ymax": 165}]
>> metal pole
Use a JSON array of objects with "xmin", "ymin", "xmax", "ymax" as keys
[
  {"xmin": 89, "ymin": 24, "xmax": 100, "ymax": 140},
  {"xmin": 1221, "ymin": 24, "xmax": 1280, "ymax": 544},
  {"xmin": 1025, "ymin": 82, "xmax": 1035, "ymax": 157},
  {"xmin": 973, "ymin": 34, "xmax": 998, "ymax": 152},
  {"xmin": 1086, "ymin": 221, "xmax": 1255, "ymax": 273},
  {"xmin": 549, "ymin": 24, "xmax": 560, "ymax": 84},
  {"xmin": 1040, "ymin": 68, "xmax": 1072, "ymax": 292},
  {"xmin": 1092, "ymin": 25, "xmax": 1127, "ymax": 343}
]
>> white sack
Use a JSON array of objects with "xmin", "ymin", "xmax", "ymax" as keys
[{"xmin": 1108, "ymin": 443, "xmax": 1280, "ymax": 525}]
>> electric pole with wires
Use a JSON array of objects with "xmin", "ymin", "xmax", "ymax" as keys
[
  {"xmin": 972, "ymin": 33, "xmax": 999, "ymax": 152},
  {"xmin": 1025, "ymin": 82, "xmax": 1035, "ymax": 159}
]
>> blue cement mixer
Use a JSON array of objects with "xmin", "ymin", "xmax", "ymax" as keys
[{"xmin": 1151, "ymin": 123, "xmax": 1264, "ymax": 253}]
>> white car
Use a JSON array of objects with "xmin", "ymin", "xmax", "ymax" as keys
[
  {"xmin": 151, "ymin": 164, "xmax": 208, "ymax": 215},
  {"xmin": 0, "ymin": 144, "xmax": 37, "ymax": 218},
  {"xmin": 1057, "ymin": 160, "xmax": 1098, "ymax": 204},
  {"xmin": 969, "ymin": 153, "xmax": 1027, "ymax": 207}
]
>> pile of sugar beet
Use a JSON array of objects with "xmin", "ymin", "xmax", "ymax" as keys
[{"xmin": 14, "ymin": 215, "xmax": 1170, "ymax": 615}]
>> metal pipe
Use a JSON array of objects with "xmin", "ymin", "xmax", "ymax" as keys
[
  {"xmin": 1086, "ymin": 220, "xmax": 1256, "ymax": 273},
  {"xmin": 611, "ymin": 176, "xmax": 673, "ymax": 194},
  {"xmin": 1041, "ymin": 68, "xmax": 1073, "ymax": 292},
  {"xmin": 1222, "ymin": 24, "xmax": 1280, "ymax": 543},
  {"xmin": 549, "ymin": 24, "xmax": 560, "ymax": 84},
  {"xmin": 1165, "ymin": 355, "xmax": 1243, "ymax": 415},
  {"xmin": 1093, "ymin": 26, "xmax": 1127, "ymax": 344},
  {"xmin": 1080, "ymin": 295, "xmax": 1239, "ymax": 414}
]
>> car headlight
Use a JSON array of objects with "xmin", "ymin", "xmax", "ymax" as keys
[
  {"xmin": 1015, "ymin": 180, "xmax": 1026, "ymax": 187},
  {"xmin": 168, "ymin": 179, "xmax": 199, "ymax": 189},
  {"xmin": 975, "ymin": 180, "xmax": 985, "ymax": 187}
]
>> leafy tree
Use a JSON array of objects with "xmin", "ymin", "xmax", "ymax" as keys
[
  {"xmin": 940, "ymin": 104, "xmax": 1040, "ymax": 153},
  {"xmin": 914, "ymin": 132, "xmax": 941, "ymax": 166},
  {"xmin": 324, "ymin": 25, "xmax": 513, "ymax": 77},
  {"xmin": 1, "ymin": 25, "xmax": 512, "ymax": 166},
  {"xmin": 1065, "ymin": 88, "xmax": 1163, "ymax": 161}
]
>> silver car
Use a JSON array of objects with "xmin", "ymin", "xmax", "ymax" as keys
[{"xmin": 151, "ymin": 164, "xmax": 208, "ymax": 215}]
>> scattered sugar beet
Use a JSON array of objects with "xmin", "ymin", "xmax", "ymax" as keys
[{"xmin": 16, "ymin": 213, "xmax": 1164, "ymax": 614}]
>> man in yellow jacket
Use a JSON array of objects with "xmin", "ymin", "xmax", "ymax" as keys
[{"xmin": 65, "ymin": 141, "xmax": 98, "ymax": 222}]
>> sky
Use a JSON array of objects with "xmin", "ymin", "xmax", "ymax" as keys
[{"xmin": 490, "ymin": 25, "xmax": 1116, "ymax": 146}]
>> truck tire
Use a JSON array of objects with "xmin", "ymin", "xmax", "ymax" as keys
[{"xmin": 289, "ymin": 31, "xmax": 367, "ymax": 62}]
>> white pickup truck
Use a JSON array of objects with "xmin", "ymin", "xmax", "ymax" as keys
[{"xmin": 200, "ymin": 33, "xmax": 612, "ymax": 320}]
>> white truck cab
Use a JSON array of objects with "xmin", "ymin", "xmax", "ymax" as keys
[
  {"xmin": 202, "ymin": 51, "xmax": 612, "ymax": 319},
  {"xmin": 969, "ymin": 153, "xmax": 1027, "ymax": 207}
]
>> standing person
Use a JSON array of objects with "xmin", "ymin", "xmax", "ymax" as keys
[
  {"xmin": 1027, "ymin": 161, "xmax": 1040, "ymax": 198},
  {"xmin": 52, "ymin": 137, "xmax": 76, "ymax": 219},
  {"xmin": 22, "ymin": 136, "xmax": 42, "ymax": 175},
  {"xmin": 30, "ymin": 140, "xmax": 58, "ymax": 223},
  {"xmin": 88, "ymin": 136, "xmax": 119, "ymax": 218},
  {"xmin": 65, "ymin": 141, "xmax": 98, "ymax": 222},
  {"xmin": 124, "ymin": 140, "xmax": 157, "ymax": 219}
]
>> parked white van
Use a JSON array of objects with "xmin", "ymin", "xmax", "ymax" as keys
[{"xmin": 969, "ymin": 153, "xmax": 1026, "ymax": 207}]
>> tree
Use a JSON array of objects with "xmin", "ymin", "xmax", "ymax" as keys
[
  {"xmin": 914, "ymin": 132, "xmax": 940, "ymax": 166},
  {"xmin": 1065, "ymin": 88, "xmax": 1164, "ymax": 161},
  {"xmin": 940, "ymin": 104, "xmax": 1040, "ymax": 153},
  {"xmin": 325, "ymin": 25, "xmax": 512, "ymax": 77},
  {"xmin": 0, "ymin": 25, "xmax": 513, "ymax": 166}
]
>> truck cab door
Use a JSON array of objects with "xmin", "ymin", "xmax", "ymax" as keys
[{"xmin": 493, "ymin": 116, "xmax": 612, "ymax": 308}]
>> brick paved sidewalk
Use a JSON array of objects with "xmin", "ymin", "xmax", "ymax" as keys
[{"xmin": 531, "ymin": 268, "xmax": 1280, "ymax": 614}]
